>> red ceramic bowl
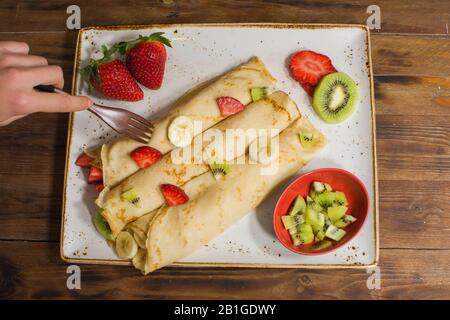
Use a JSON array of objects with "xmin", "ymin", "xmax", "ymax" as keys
[{"xmin": 273, "ymin": 168, "xmax": 369, "ymax": 255}]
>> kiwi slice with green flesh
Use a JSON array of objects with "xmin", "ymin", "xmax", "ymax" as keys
[
  {"xmin": 307, "ymin": 198, "xmax": 325, "ymax": 212},
  {"xmin": 209, "ymin": 160, "xmax": 232, "ymax": 180},
  {"xmin": 314, "ymin": 191, "xmax": 348, "ymax": 208},
  {"xmin": 327, "ymin": 205, "xmax": 348, "ymax": 222},
  {"xmin": 282, "ymin": 214, "xmax": 305, "ymax": 229},
  {"xmin": 313, "ymin": 191, "xmax": 335, "ymax": 208},
  {"xmin": 334, "ymin": 219, "xmax": 350, "ymax": 228},
  {"xmin": 304, "ymin": 207, "xmax": 325, "ymax": 229},
  {"xmin": 325, "ymin": 225, "xmax": 346, "ymax": 241},
  {"xmin": 288, "ymin": 195, "xmax": 307, "ymax": 216},
  {"xmin": 250, "ymin": 87, "xmax": 269, "ymax": 102},
  {"xmin": 315, "ymin": 229, "xmax": 326, "ymax": 242},
  {"xmin": 121, "ymin": 188, "xmax": 140, "ymax": 205},
  {"xmin": 313, "ymin": 72, "xmax": 358, "ymax": 124},
  {"xmin": 333, "ymin": 191, "xmax": 348, "ymax": 206},
  {"xmin": 312, "ymin": 240, "xmax": 333, "ymax": 251},
  {"xmin": 94, "ymin": 210, "xmax": 114, "ymax": 241},
  {"xmin": 334, "ymin": 214, "xmax": 357, "ymax": 228},
  {"xmin": 291, "ymin": 224, "xmax": 314, "ymax": 245},
  {"xmin": 298, "ymin": 132, "xmax": 314, "ymax": 149}
]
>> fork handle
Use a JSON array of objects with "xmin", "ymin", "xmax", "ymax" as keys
[{"xmin": 34, "ymin": 84, "xmax": 67, "ymax": 95}]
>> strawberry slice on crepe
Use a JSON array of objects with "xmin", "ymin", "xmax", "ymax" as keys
[
  {"xmin": 160, "ymin": 184, "xmax": 189, "ymax": 206},
  {"xmin": 130, "ymin": 146, "xmax": 162, "ymax": 169},
  {"xmin": 216, "ymin": 97, "xmax": 245, "ymax": 116}
]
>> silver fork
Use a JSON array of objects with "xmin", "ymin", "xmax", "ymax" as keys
[{"xmin": 34, "ymin": 85, "xmax": 153, "ymax": 144}]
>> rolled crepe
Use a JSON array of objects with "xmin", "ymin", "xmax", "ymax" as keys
[
  {"xmin": 131, "ymin": 116, "xmax": 326, "ymax": 274},
  {"xmin": 98, "ymin": 91, "xmax": 300, "ymax": 237},
  {"xmin": 101, "ymin": 57, "xmax": 276, "ymax": 187}
]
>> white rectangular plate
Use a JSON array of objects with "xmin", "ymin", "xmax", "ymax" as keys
[{"xmin": 62, "ymin": 23, "xmax": 378, "ymax": 268}]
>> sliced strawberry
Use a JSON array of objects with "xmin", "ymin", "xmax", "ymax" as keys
[
  {"xmin": 75, "ymin": 152, "xmax": 94, "ymax": 168},
  {"xmin": 160, "ymin": 184, "xmax": 189, "ymax": 206},
  {"xmin": 94, "ymin": 182, "xmax": 105, "ymax": 192},
  {"xmin": 130, "ymin": 146, "xmax": 162, "ymax": 169},
  {"xmin": 88, "ymin": 166, "xmax": 103, "ymax": 184},
  {"xmin": 299, "ymin": 81, "xmax": 315, "ymax": 96},
  {"xmin": 289, "ymin": 50, "xmax": 336, "ymax": 87},
  {"xmin": 216, "ymin": 97, "xmax": 245, "ymax": 117}
]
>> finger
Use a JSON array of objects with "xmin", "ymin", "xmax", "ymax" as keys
[
  {"xmin": 0, "ymin": 114, "xmax": 28, "ymax": 127},
  {"xmin": 0, "ymin": 41, "xmax": 29, "ymax": 54},
  {"xmin": 20, "ymin": 65, "xmax": 64, "ymax": 89},
  {"xmin": 24, "ymin": 92, "xmax": 93, "ymax": 113},
  {"xmin": 0, "ymin": 53, "xmax": 48, "ymax": 68}
]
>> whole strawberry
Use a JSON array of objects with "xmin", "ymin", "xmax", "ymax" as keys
[
  {"xmin": 115, "ymin": 33, "xmax": 171, "ymax": 90},
  {"xmin": 82, "ymin": 46, "xmax": 144, "ymax": 102}
]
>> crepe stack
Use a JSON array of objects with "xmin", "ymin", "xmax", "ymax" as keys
[
  {"xmin": 97, "ymin": 91, "xmax": 299, "ymax": 237},
  {"xmin": 92, "ymin": 57, "xmax": 326, "ymax": 274},
  {"xmin": 128, "ymin": 115, "xmax": 326, "ymax": 274}
]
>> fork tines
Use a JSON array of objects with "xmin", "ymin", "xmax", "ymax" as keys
[{"xmin": 125, "ymin": 115, "xmax": 154, "ymax": 144}]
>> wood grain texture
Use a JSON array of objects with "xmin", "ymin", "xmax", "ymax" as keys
[
  {"xmin": 0, "ymin": 0, "xmax": 449, "ymax": 34},
  {"xmin": 0, "ymin": 241, "xmax": 449, "ymax": 299}
]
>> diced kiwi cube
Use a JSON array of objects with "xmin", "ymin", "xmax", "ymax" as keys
[
  {"xmin": 325, "ymin": 225, "xmax": 346, "ymax": 241},
  {"xmin": 121, "ymin": 188, "xmax": 140, "ymax": 205},
  {"xmin": 250, "ymin": 87, "xmax": 268, "ymax": 102},
  {"xmin": 334, "ymin": 219, "xmax": 350, "ymax": 228},
  {"xmin": 304, "ymin": 208, "xmax": 325, "ymax": 229},
  {"xmin": 282, "ymin": 214, "xmax": 305, "ymax": 229},
  {"xmin": 312, "ymin": 240, "xmax": 333, "ymax": 251},
  {"xmin": 288, "ymin": 196, "xmax": 306, "ymax": 216},
  {"xmin": 327, "ymin": 205, "xmax": 348, "ymax": 222},
  {"xmin": 299, "ymin": 132, "xmax": 314, "ymax": 149}
]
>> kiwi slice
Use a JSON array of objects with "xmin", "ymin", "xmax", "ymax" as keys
[
  {"xmin": 304, "ymin": 207, "xmax": 325, "ymax": 229},
  {"xmin": 333, "ymin": 191, "xmax": 348, "ymax": 206},
  {"xmin": 209, "ymin": 160, "xmax": 232, "ymax": 180},
  {"xmin": 94, "ymin": 209, "xmax": 114, "ymax": 241},
  {"xmin": 282, "ymin": 214, "xmax": 305, "ymax": 229},
  {"xmin": 327, "ymin": 205, "xmax": 348, "ymax": 222},
  {"xmin": 298, "ymin": 132, "xmax": 314, "ymax": 149},
  {"xmin": 313, "ymin": 72, "xmax": 358, "ymax": 124},
  {"xmin": 291, "ymin": 224, "xmax": 314, "ymax": 245},
  {"xmin": 312, "ymin": 240, "xmax": 333, "ymax": 251},
  {"xmin": 250, "ymin": 87, "xmax": 268, "ymax": 102},
  {"xmin": 325, "ymin": 225, "xmax": 346, "ymax": 241},
  {"xmin": 121, "ymin": 188, "xmax": 140, "ymax": 205},
  {"xmin": 315, "ymin": 229, "xmax": 326, "ymax": 242},
  {"xmin": 288, "ymin": 196, "xmax": 307, "ymax": 216}
]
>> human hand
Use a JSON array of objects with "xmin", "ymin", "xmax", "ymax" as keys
[{"xmin": 0, "ymin": 41, "xmax": 92, "ymax": 126}]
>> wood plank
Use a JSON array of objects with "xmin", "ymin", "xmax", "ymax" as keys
[
  {"xmin": 0, "ymin": 241, "xmax": 448, "ymax": 299},
  {"xmin": 377, "ymin": 115, "xmax": 450, "ymax": 181},
  {"xmin": 375, "ymin": 76, "xmax": 450, "ymax": 116},
  {"xmin": 0, "ymin": 0, "xmax": 449, "ymax": 34},
  {"xmin": 371, "ymin": 35, "xmax": 450, "ymax": 76}
]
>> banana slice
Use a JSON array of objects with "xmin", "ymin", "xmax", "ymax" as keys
[
  {"xmin": 115, "ymin": 231, "xmax": 138, "ymax": 260},
  {"xmin": 132, "ymin": 248, "xmax": 147, "ymax": 273},
  {"xmin": 168, "ymin": 115, "xmax": 195, "ymax": 147}
]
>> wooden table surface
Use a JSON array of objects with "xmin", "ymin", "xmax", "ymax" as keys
[{"xmin": 0, "ymin": 0, "xmax": 449, "ymax": 300}]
